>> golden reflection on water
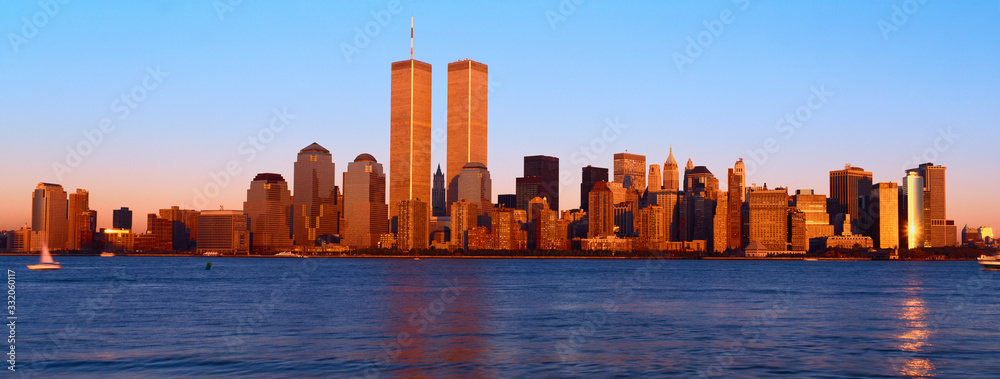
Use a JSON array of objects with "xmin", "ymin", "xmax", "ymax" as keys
[
  {"xmin": 382, "ymin": 265, "xmax": 487, "ymax": 377},
  {"xmin": 893, "ymin": 282, "xmax": 936, "ymax": 378}
]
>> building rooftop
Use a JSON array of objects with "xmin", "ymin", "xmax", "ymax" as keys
[
  {"xmin": 300, "ymin": 142, "xmax": 329, "ymax": 154},
  {"xmin": 354, "ymin": 153, "xmax": 377, "ymax": 163},
  {"xmin": 252, "ymin": 173, "xmax": 285, "ymax": 183},
  {"xmin": 462, "ymin": 162, "xmax": 487, "ymax": 170}
]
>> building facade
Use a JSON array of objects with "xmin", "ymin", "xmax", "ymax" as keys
[
  {"xmin": 344, "ymin": 153, "xmax": 389, "ymax": 249},
  {"xmin": 293, "ymin": 142, "xmax": 339, "ymax": 246},
  {"xmin": 243, "ymin": 173, "xmax": 293, "ymax": 253},
  {"xmin": 829, "ymin": 164, "xmax": 873, "ymax": 234},
  {"xmin": 870, "ymin": 182, "xmax": 899, "ymax": 250},
  {"xmin": 446, "ymin": 59, "xmax": 488, "ymax": 213},
  {"xmin": 614, "ymin": 152, "xmax": 646, "ymax": 190},
  {"xmin": 748, "ymin": 186, "xmax": 789, "ymax": 252},
  {"xmin": 31, "ymin": 183, "xmax": 68, "ymax": 251},
  {"xmin": 580, "ymin": 165, "xmax": 609, "ymax": 212},
  {"xmin": 196, "ymin": 210, "xmax": 250, "ymax": 254},
  {"xmin": 390, "ymin": 58, "xmax": 432, "ymax": 224}
]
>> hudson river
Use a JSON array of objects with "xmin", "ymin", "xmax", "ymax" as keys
[{"xmin": 6, "ymin": 256, "xmax": 1000, "ymax": 378}]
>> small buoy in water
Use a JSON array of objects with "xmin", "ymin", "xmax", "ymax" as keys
[{"xmin": 206, "ymin": 262, "xmax": 212, "ymax": 270}]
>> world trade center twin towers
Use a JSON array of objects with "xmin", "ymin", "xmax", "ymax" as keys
[{"xmin": 388, "ymin": 27, "xmax": 488, "ymax": 228}]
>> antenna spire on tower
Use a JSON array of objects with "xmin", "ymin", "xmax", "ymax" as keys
[{"xmin": 410, "ymin": 16, "xmax": 414, "ymax": 60}]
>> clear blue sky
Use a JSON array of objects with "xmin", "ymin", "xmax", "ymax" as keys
[{"xmin": 2, "ymin": 0, "xmax": 998, "ymax": 233}]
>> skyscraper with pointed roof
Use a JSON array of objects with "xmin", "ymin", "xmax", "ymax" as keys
[
  {"xmin": 432, "ymin": 164, "xmax": 446, "ymax": 217},
  {"xmin": 663, "ymin": 147, "xmax": 679, "ymax": 192}
]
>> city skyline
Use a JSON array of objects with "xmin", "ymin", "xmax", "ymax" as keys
[{"xmin": 3, "ymin": 1, "xmax": 999, "ymax": 233}]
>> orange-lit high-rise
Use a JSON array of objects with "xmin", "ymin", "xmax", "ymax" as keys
[
  {"xmin": 389, "ymin": 28, "xmax": 432, "ymax": 227},
  {"xmin": 446, "ymin": 59, "xmax": 488, "ymax": 212}
]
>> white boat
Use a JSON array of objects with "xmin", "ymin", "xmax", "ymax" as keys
[
  {"xmin": 27, "ymin": 244, "xmax": 61, "ymax": 270},
  {"xmin": 100, "ymin": 252, "xmax": 115, "ymax": 257},
  {"xmin": 978, "ymin": 255, "xmax": 1000, "ymax": 270},
  {"xmin": 274, "ymin": 252, "xmax": 301, "ymax": 258},
  {"xmin": 203, "ymin": 252, "xmax": 219, "ymax": 257}
]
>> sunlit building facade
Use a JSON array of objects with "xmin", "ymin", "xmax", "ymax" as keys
[
  {"xmin": 446, "ymin": 59, "xmax": 489, "ymax": 213},
  {"xmin": 344, "ymin": 154, "xmax": 389, "ymax": 249},
  {"xmin": 390, "ymin": 58, "xmax": 432, "ymax": 224},
  {"xmin": 243, "ymin": 173, "xmax": 293, "ymax": 253},
  {"xmin": 614, "ymin": 152, "xmax": 646, "ymax": 190},
  {"xmin": 31, "ymin": 182, "xmax": 68, "ymax": 251},
  {"xmin": 293, "ymin": 142, "xmax": 339, "ymax": 246}
]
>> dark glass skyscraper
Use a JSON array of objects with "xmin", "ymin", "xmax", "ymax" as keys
[
  {"xmin": 432, "ymin": 164, "xmax": 446, "ymax": 217},
  {"xmin": 516, "ymin": 155, "xmax": 559, "ymax": 211},
  {"xmin": 113, "ymin": 207, "xmax": 133, "ymax": 230},
  {"xmin": 580, "ymin": 165, "xmax": 609, "ymax": 212}
]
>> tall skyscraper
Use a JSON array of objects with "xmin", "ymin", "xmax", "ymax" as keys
[
  {"xmin": 293, "ymin": 142, "xmax": 338, "ymax": 246},
  {"xmin": 614, "ymin": 152, "xmax": 646, "ymax": 190},
  {"xmin": 647, "ymin": 164, "xmax": 662, "ymax": 193},
  {"xmin": 580, "ymin": 165, "xmax": 609, "ymax": 212},
  {"xmin": 389, "ymin": 44, "xmax": 432, "ymax": 225},
  {"xmin": 516, "ymin": 155, "xmax": 559, "ymax": 211},
  {"xmin": 397, "ymin": 199, "xmax": 428, "ymax": 251},
  {"xmin": 432, "ymin": 165, "xmax": 446, "ymax": 217},
  {"xmin": 734, "ymin": 158, "xmax": 746, "ymax": 199},
  {"xmin": 113, "ymin": 207, "xmax": 133, "ymax": 230},
  {"xmin": 748, "ymin": 186, "xmax": 789, "ymax": 252},
  {"xmin": 67, "ymin": 188, "xmax": 90, "ymax": 250},
  {"xmin": 870, "ymin": 182, "xmax": 899, "ymax": 250},
  {"xmin": 663, "ymin": 147, "xmax": 679, "ymax": 191},
  {"xmin": 244, "ymin": 173, "xmax": 293, "ymax": 253},
  {"xmin": 906, "ymin": 163, "xmax": 950, "ymax": 247},
  {"xmin": 344, "ymin": 153, "xmax": 389, "ymax": 249},
  {"xmin": 713, "ymin": 191, "xmax": 729, "ymax": 253},
  {"xmin": 587, "ymin": 181, "xmax": 614, "ymax": 238},
  {"xmin": 655, "ymin": 190, "xmax": 680, "ymax": 242},
  {"xmin": 31, "ymin": 183, "xmax": 67, "ymax": 251},
  {"xmin": 457, "ymin": 162, "xmax": 492, "ymax": 214},
  {"xmin": 904, "ymin": 171, "xmax": 925, "ymax": 249},
  {"xmin": 829, "ymin": 164, "xmax": 873, "ymax": 234},
  {"xmin": 450, "ymin": 199, "xmax": 478, "ymax": 249},
  {"xmin": 446, "ymin": 59, "xmax": 488, "ymax": 213},
  {"xmin": 727, "ymin": 168, "xmax": 743, "ymax": 250}
]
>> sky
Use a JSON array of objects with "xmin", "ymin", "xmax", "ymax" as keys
[{"xmin": 2, "ymin": 0, "xmax": 998, "ymax": 234}]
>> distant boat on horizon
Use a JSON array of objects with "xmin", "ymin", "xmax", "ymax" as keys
[
  {"xmin": 100, "ymin": 252, "xmax": 115, "ymax": 257},
  {"xmin": 28, "ymin": 244, "xmax": 62, "ymax": 270},
  {"xmin": 978, "ymin": 254, "xmax": 1000, "ymax": 270}
]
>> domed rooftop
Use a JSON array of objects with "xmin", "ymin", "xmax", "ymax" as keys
[
  {"xmin": 252, "ymin": 173, "xmax": 285, "ymax": 183},
  {"xmin": 688, "ymin": 166, "xmax": 713, "ymax": 175},
  {"xmin": 354, "ymin": 153, "xmax": 377, "ymax": 163},
  {"xmin": 462, "ymin": 162, "xmax": 487, "ymax": 170},
  {"xmin": 300, "ymin": 142, "xmax": 329, "ymax": 154}
]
